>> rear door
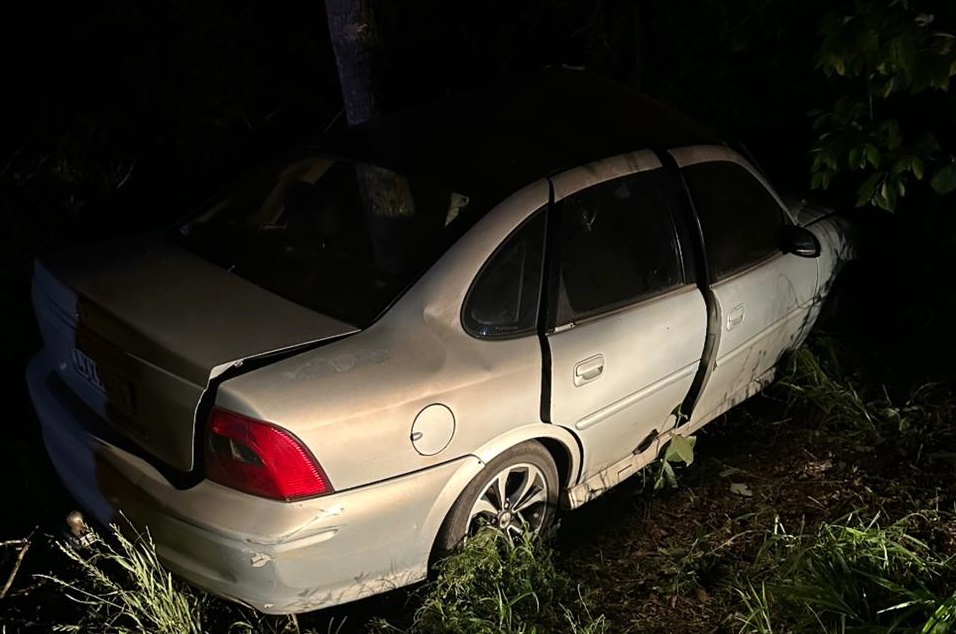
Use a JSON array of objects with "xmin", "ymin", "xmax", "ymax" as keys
[
  {"xmin": 545, "ymin": 151, "xmax": 707, "ymax": 478},
  {"xmin": 670, "ymin": 147, "xmax": 818, "ymax": 429}
]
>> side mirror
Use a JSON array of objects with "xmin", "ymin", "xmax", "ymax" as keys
[{"xmin": 780, "ymin": 225, "xmax": 821, "ymax": 258}]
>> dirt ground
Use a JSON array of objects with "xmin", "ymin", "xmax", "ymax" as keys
[{"xmin": 556, "ymin": 386, "xmax": 956, "ymax": 633}]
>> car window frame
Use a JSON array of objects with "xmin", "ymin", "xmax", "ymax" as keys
[
  {"xmin": 545, "ymin": 156, "xmax": 693, "ymax": 331},
  {"xmin": 460, "ymin": 208, "xmax": 548, "ymax": 340},
  {"xmin": 667, "ymin": 146, "xmax": 796, "ymax": 284}
]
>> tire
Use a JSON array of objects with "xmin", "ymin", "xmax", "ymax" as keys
[{"xmin": 433, "ymin": 441, "xmax": 559, "ymax": 557}]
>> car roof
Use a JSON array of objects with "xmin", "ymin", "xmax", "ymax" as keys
[{"xmin": 316, "ymin": 67, "xmax": 723, "ymax": 203}]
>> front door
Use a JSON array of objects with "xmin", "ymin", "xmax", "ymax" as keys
[{"xmin": 670, "ymin": 147, "xmax": 819, "ymax": 429}]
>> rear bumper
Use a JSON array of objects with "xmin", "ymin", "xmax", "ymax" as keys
[{"xmin": 27, "ymin": 351, "xmax": 474, "ymax": 614}]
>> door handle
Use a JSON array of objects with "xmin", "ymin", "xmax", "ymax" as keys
[
  {"xmin": 574, "ymin": 354, "xmax": 605, "ymax": 386},
  {"xmin": 727, "ymin": 304, "xmax": 745, "ymax": 330}
]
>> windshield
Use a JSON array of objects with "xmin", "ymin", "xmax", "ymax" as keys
[{"xmin": 178, "ymin": 155, "xmax": 481, "ymax": 326}]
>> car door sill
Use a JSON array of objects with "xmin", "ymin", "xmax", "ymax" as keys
[
  {"xmin": 563, "ymin": 434, "xmax": 666, "ymax": 508},
  {"xmin": 564, "ymin": 366, "xmax": 777, "ymax": 509}
]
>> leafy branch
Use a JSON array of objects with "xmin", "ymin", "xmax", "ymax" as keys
[{"xmin": 809, "ymin": 0, "xmax": 956, "ymax": 210}]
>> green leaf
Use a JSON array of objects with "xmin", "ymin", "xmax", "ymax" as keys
[
  {"xmin": 878, "ymin": 76, "xmax": 897, "ymax": 98},
  {"xmin": 856, "ymin": 172, "xmax": 883, "ymax": 207},
  {"xmin": 655, "ymin": 461, "xmax": 676, "ymax": 490},
  {"xmin": 890, "ymin": 36, "xmax": 918, "ymax": 83},
  {"xmin": 863, "ymin": 144, "xmax": 880, "ymax": 168},
  {"xmin": 874, "ymin": 180, "xmax": 899, "ymax": 211},
  {"xmin": 829, "ymin": 54, "xmax": 846, "ymax": 76},
  {"xmin": 849, "ymin": 147, "xmax": 863, "ymax": 169},
  {"xmin": 891, "ymin": 155, "xmax": 921, "ymax": 176},
  {"xmin": 883, "ymin": 119, "xmax": 903, "ymax": 150},
  {"xmin": 930, "ymin": 161, "xmax": 956, "ymax": 194},
  {"xmin": 664, "ymin": 435, "xmax": 695, "ymax": 466},
  {"xmin": 823, "ymin": 149, "xmax": 839, "ymax": 170},
  {"xmin": 930, "ymin": 73, "xmax": 950, "ymax": 91},
  {"xmin": 878, "ymin": 182, "xmax": 893, "ymax": 210},
  {"xmin": 729, "ymin": 482, "xmax": 753, "ymax": 497},
  {"xmin": 912, "ymin": 157, "xmax": 925, "ymax": 180}
]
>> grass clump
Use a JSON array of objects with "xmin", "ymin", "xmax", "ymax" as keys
[
  {"xmin": 777, "ymin": 338, "xmax": 953, "ymax": 449},
  {"xmin": 779, "ymin": 341, "xmax": 879, "ymax": 440},
  {"xmin": 41, "ymin": 522, "xmax": 203, "ymax": 634},
  {"xmin": 40, "ymin": 520, "xmax": 315, "ymax": 634},
  {"xmin": 377, "ymin": 526, "xmax": 607, "ymax": 634},
  {"xmin": 735, "ymin": 513, "xmax": 956, "ymax": 633}
]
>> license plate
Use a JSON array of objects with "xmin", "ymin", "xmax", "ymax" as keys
[
  {"xmin": 72, "ymin": 347, "xmax": 105, "ymax": 390},
  {"xmin": 71, "ymin": 347, "xmax": 138, "ymax": 419}
]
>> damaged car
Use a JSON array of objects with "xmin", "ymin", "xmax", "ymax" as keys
[{"xmin": 26, "ymin": 68, "xmax": 853, "ymax": 613}]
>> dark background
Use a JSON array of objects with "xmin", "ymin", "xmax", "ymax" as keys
[
  {"xmin": 0, "ymin": 0, "xmax": 842, "ymax": 250},
  {"xmin": 1, "ymin": 0, "xmax": 955, "ymax": 628}
]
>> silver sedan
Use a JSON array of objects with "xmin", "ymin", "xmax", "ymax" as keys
[{"xmin": 26, "ymin": 69, "xmax": 852, "ymax": 614}]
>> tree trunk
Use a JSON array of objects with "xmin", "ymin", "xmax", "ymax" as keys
[
  {"xmin": 325, "ymin": 0, "xmax": 419, "ymax": 275},
  {"xmin": 324, "ymin": 0, "xmax": 379, "ymax": 126}
]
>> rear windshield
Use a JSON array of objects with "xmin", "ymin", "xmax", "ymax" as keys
[{"xmin": 178, "ymin": 155, "xmax": 482, "ymax": 326}]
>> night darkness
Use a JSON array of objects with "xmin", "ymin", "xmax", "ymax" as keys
[{"xmin": 3, "ymin": 1, "xmax": 956, "ymax": 631}]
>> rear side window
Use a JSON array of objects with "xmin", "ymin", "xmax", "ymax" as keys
[
  {"xmin": 556, "ymin": 169, "xmax": 683, "ymax": 324},
  {"xmin": 463, "ymin": 212, "xmax": 545, "ymax": 338},
  {"xmin": 682, "ymin": 161, "xmax": 783, "ymax": 281}
]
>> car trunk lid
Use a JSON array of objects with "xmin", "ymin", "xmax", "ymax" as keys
[{"xmin": 32, "ymin": 236, "xmax": 359, "ymax": 472}]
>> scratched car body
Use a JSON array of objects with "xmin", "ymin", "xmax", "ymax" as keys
[{"xmin": 26, "ymin": 69, "xmax": 852, "ymax": 613}]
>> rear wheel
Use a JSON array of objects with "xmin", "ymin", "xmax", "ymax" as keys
[{"xmin": 434, "ymin": 441, "xmax": 559, "ymax": 556}]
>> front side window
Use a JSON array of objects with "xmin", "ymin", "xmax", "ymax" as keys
[
  {"xmin": 556, "ymin": 169, "xmax": 684, "ymax": 324},
  {"xmin": 682, "ymin": 161, "xmax": 784, "ymax": 281},
  {"xmin": 463, "ymin": 212, "xmax": 546, "ymax": 338}
]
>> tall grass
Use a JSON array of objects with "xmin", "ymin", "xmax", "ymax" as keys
[
  {"xmin": 41, "ymin": 523, "xmax": 203, "ymax": 634},
  {"xmin": 778, "ymin": 341, "xmax": 880, "ymax": 440},
  {"xmin": 734, "ymin": 513, "xmax": 956, "ymax": 633},
  {"xmin": 777, "ymin": 338, "xmax": 953, "ymax": 450},
  {"xmin": 375, "ymin": 526, "xmax": 608, "ymax": 634},
  {"xmin": 41, "ymin": 520, "xmax": 328, "ymax": 634},
  {"xmin": 738, "ymin": 339, "xmax": 956, "ymax": 631}
]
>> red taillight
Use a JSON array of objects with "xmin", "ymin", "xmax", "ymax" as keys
[{"xmin": 204, "ymin": 407, "xmax": 332, "ymax": 501}]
